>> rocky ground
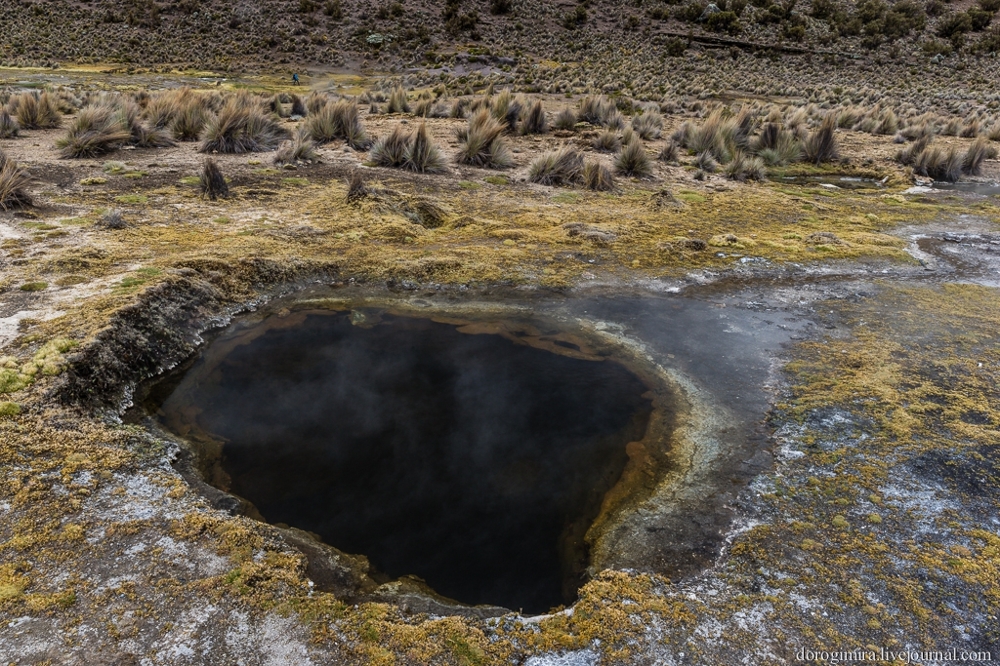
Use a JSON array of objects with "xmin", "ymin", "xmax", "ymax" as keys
[{"xmin": 0, "ymin": 69, "xmax": 998, "ymax": 665}]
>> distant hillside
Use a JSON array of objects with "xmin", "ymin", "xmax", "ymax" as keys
[{"xmin": 1, "ymin": 0, "xmax": 998, "ymax": 74}]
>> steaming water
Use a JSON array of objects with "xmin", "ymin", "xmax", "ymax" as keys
[{"xmin": 157, "ymin": 310, "xmax": 652, "ymax": 613}]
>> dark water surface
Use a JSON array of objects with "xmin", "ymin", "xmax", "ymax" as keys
[{"xmin": 158, "ymin": 311, "xmax": 652, "ymax": 613}]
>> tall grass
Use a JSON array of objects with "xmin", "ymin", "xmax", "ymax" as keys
[
  {"xmin": 9, "ymin": 92, "xmax": 61, "ymax": 129},
  {"xmin": 803, "ymin": 114, "xmax": 839, "ymax": 165},
  {"xmin": 304, "ymin": 100, "xmax": 371, "ymax": 149},
  {"xmin": 199, "ymin": 98, "xmax": 291, "ymax": 153},
  {"xmin": 0, "ymin": 150, "xmax": 31, "ymax": 210},
  {"xmin": 455, "ymin": 109, "xmax": 512, "ymax": 169},
  {"xmin": 528, "ymin": 146, "xmax": 584, "ymax": 185}
]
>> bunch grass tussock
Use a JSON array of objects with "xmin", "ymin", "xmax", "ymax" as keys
[
  {"xmin": 369, "ymin": 123, "xmax": 447, "ymax": 173},
  {"xmin": 56, "ymin": 103, "xmax": 134, "ymax": 158},
  {"xmin": 199, "ymin": 98, "xmax": 291, "ymax": 154},
  {"xmin": 582, "ymin": 160, "xmax": 615, "ymax": 191},
  {"xmin": 274, "ymin": 135, "xmax": 320, "ymax": 165},
  {"xmin": 0, "ymin": 150, "xmax": 32, "ymax": 210},
  {"xmin": 455, "ymin": 109, "xmax": 512, "ymax": 169},
  {"xmin": 803, "ymin": 114, "xmax": 840, "ymax": 165},
  {"xmin": 615, "ymin": 139, "xmax": 653, "ymax": 178},
  {"xmin": 304, "ymin": 100, "xmax": 371, "ymax": 149},
  {"xmin": 519, "ymin": 100, "xmax": 548, "ymax": 135},
  {"xmin": 528, "ymin": 145, "xmax": 584, "ymax": 185},
  {"xmin": 0, "ymin": 111, "xmax": 19, "ymax": 139},
  {"xmin": 8, "ymin": 92, "xmax": 61, "ymax": 130},
  {"xmin": 199, "ymin": 158, "xmax": 229, "ymax": 200}
]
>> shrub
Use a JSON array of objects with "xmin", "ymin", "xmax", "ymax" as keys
[
  {"xmin": 528, "ymin": 146, "xmax": 585, "ymax": 185},
  {"xmin": 200, "ymin": 158, "xmax": 229, "ymax": 199},
  {"xmin": 706, "ymin": 10, "xmax": 741, "ymax": 33},
  {"xmin": 632, "ymin": 111, "xmax": 663, "ymax": 140},
  {"xmin": 724, "ymin": 150, "xmax": 767, "ymax": 181},
  {"xmin": 967, "ymin": 7, "xmax": 993, "ymax": 30},
  {"xmin": 455, "ymin": 109, "xmax": 512, "ymax": 168},
  {"xmin": 304, "ymin": 100, "xmax": 371, "ymax": 149},
  {"xmin": 937, "ymin": 12, "xmax": 972, "ymax": 38},
  {"xmin": 520, "ymin": 100, "xmax": 548, "ymax": 135},
  {"xmin": 0, "ymin": 111, "xmax": 18, "ymax": 139},
  {"xmin": 803, "ymin": 114, "xmax": 840, "ymax": 164},
  {"xmin": 199, "ymin": 99, "xmax": 291, "ymax": 153},
  {"xmin": 387, "ymin": 86, "xmax": 411, "ymax": 114},
  {"xmin": 582, "ymin": 161, "xmax": 615, "ymax": 191},
  {"xmin": 404, "ymin": 123, "xmax": 447, "ymax": 173},
  {"xmin": 10, "ymin": 92, "xmax": 61, "ymax": 129},
  {"xmin": 0, "ymin": 150, "xmax": 31, "ymax": 210},
  {"xmin": 615, "ymin": 140, "xmax": 653, "ymax": 178}
]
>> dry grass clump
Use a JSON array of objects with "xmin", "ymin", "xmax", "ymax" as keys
[
  {"xmin": 632, "ymin": 110, "xmax": 663, "ymax": 140},
  {"xmin": 0, "ymin": 150, "xmax": 32, "ymax": 210},
  {"xmin": 455, "ymin": 109, "xmax": 512, "ymax": 169},
  {"xmin": 554, "ymin": 108, "xmax": 577, "ymax": 131},
  {"xmin": 577, "ymin": 95, "xmax": 624, "ymax": 129},
  {"xmin": 519, "ymin": 100, "xmax": 548, "ymax": 135},
  {"xmin": 199, "ymin": 98, "xmax": 290, "ymax": 153},
  {"xmin": 658, "ymin": 141, "xmax": 680, "ymax": 163},
  {"xmin": 369, "ymin": 123, "xmax": 446, "ymax": 173},
  {"xmin": 724, "ymin": 150, "xmax": 767, "ymax": 182},
  {"xmin": 803, "ymin": 114, "xmax": 840, "ymax": 165},
  {"xmin": 369, "ymin": 125, "xmax": 411, "ymax": 168},
  {"xmin": 491, "ymin": 89, "xmax": 523, "ymax": 132},
  {"xmin": 0, "ymin": 111, "xmax": 19, "ymax": 139},
  {"xmin": 274, "ymin": 135, "xmax": 319, "ymax": 165},
  {"xmin": 615, "ymin": 139, "xmax": 652, "ymax": 178},
  {"xmin": 387, "ymin": 86, "xmax": 411, "ymax": 114},
  {"xmin": 897, "ymin": 135, "xmax": 995, "ymax": 181},
  {"xmin": 172, "ymin": 102, "xmax": 212, "ymax": 142},
  {"xmin": 304, "ymin": 100, "xmax": 371, "ymax": 149},
  {"xmin": 345, "ymin": 170, "xmax": 369, "ymax": 203},
  {"xmin": 592, "ymin": 130, "xmax": 621, "ymax": 153},
  {"xmin": 143, "ymin": 89, "xmax": 212, "ymax": 142},
  {"xmin": 961, "ymin": 136, "xmax": 996, "ymax": 176},
  {"xmin": 528, "ymin": 146, "xmax": 584, "ymax": 185},
  {"xmin": 753, "ymin": 123, "xmax": 801, "ymax": 165},
  {"xmin": 8, "ymin": 92, "xmax": 61, "ymax": 130},
  {"xmin": 59, "ymin": 94, "xmax": 173, "ymax": 154},
  {"xmin": 404, "ymin": 123, "xmax": 447, "ymax": 173},
  {"xmin": 199, "ymin": 158, "xmax": 229, "ymax": 200},
  {"xmin": 582, "ymin": 160, "xmax": 615, "ymax": 190}
]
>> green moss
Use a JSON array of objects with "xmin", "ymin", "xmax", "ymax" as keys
[
  {"xmin": 0, "ymin": 401, "xmax": 21, "ymax": 418},
  {"xmin": 19, "ymin": 282, "xmax": 48, "ymax": 292},
  {"xmin": 115, "ymin": 194, "xmax": 148, "ymax": 204}
]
